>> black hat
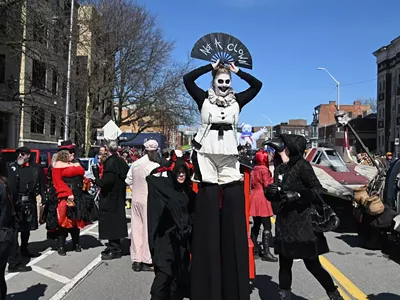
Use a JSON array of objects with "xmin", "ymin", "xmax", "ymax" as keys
[
  {"xmin": 57, "ymin": 140, "xmax": 76, "ymax": 152},
  {"xmin": 16, "ymin": 146, "xmax": 31, "ymax": 154}
]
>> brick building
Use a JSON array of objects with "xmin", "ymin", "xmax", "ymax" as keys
[
  {"xmin": 373, "ymin": 36, "xmax": 400, "ymax": 155},
  {"xmin": 273, "ymin": 119, "xmax": 311, "ymax": 144},
  {"xmin": 316, "ymin": 100, "xmax": 370, "ymax": 126},
  {"xmin": 310, "ymin": 100, "xmax": 371, "ymax": 147}
]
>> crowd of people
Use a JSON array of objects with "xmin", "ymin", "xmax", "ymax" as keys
[{"xmin": 0, "ymin": 60, "xmax": 347, "ymax": 300}]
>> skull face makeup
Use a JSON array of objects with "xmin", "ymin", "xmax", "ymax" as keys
[{"xmin": 213, "ymin": 72, "xmax": 232, "ymax": 97}]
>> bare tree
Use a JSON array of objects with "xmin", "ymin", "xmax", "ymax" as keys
[
  {"xmin": 360, "ymin": 97, "xmax": 377, "ymax": 113},
  {"xmin": 81, "ymin": 0, "xmax": 196, "ymax": 145}
]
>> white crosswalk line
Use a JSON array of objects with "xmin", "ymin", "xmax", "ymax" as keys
[{"xmin": 32, "ymin": 266, "xmax": 71, "ymax": 284}]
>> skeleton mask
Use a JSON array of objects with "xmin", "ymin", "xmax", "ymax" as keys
[{"xmin": 213, "ymin": 73, "xmax": 231, "ymax": 97}]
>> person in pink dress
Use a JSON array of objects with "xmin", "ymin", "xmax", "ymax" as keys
[{"xmin": 250, "ymin": 151, "xmax": 278, "ymax": 262}]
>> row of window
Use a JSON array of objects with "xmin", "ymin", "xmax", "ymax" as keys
[
  {"xmin": 378, "ymin": 68, "xmax": 400, "ymax": 94},
  {"xmin": 30, "ymin": 106, "xmax": 65, "ymax": 137}
]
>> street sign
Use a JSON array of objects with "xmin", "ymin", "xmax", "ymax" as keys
[
  {"xmin": 102, "ymin": 120, "xmax": 122, "ymax": 141},
  {"xmin": 395, "ymin": 138, "xmax": 399, "ymax": 146},
  {"xmin": 96, "ymin": 129, "xmax": 104, "ymax": 140}
]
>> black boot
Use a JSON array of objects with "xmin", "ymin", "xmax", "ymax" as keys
[
  {"xmin": 251, "ymin": 230, "xmax": 260, "ymax": 259},
  {"xmin": 261, "ymin": 230, "xmax": 278, "ymax": 262},
  {"xmin": 57, "ymin": 233, "xmax": 67, "ymax": 256},
  {"xmin": 327, "ymin": 287, "xmax": 344, "ymax": 300},
  {"xmin": 20, "ymin": 231, "xmax": 39, "ymax": 258},
  {"xmin": 71, "ymin": 227, "xmax": 82, "ymax": 252}
]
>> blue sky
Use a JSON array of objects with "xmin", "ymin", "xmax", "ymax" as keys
[{"xmin": 144, "ymin": 0, "xmax": 399, "ymax": 127}]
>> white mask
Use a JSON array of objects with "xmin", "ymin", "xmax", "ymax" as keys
[{"xmin": 213, "ymin": 73, "xmax": 231, "ymax": 97}]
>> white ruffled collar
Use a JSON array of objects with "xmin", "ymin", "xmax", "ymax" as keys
[{"xmin": 207, "ymin": 88, "xmax": 236, "ymax": 107}]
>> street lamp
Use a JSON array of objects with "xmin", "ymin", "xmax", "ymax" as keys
[
  {"xmin": 317, "ymin": 67, "xmax": 340, "ymax": 110},
  {"xmin": 260, "ymin": 114, "xmax": 274, "ymax": 139}
]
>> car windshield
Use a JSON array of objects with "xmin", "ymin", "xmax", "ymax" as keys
[{"xmin": 325, "ymin": 150, "xmax": 349, "ymax": 172}]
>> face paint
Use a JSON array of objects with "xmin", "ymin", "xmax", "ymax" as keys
[{"xmin": 213, "ymin": 73, "xmax": 231, "ymax": 97}]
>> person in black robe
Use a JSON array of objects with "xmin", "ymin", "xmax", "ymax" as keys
[
  {"xmin": 93, "ymin": 140, "xmax": 129, "ymax": 260},
  {"xmin": 147, "ymin": 157, "xmax": 195, "ymax": 300},
  {"xmin": 265, "ymin": 134, "xmax": 343, "ymax": 300}
]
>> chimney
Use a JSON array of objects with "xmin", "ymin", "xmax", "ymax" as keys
[{"xmin": 354, "ymin": 100, "xmax": 361, "ymax": 105}]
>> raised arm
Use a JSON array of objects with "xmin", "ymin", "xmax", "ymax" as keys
[
  {"xmin": 235, "ymin": 69, "xmax": 263, "ymax": 109},
  {"xmin": 183, "ymin": 64, "xmax": 213, "ymax": 110}
]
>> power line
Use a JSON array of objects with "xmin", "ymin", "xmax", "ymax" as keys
[{"xmin": 341, "ymin": 78, "xmax": 377, "ymax": 87}]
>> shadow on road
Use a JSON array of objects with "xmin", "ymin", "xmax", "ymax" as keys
[
  {"xmin": 367, "ymin": 293, "xmax": 400, "ymax": 299},
  {"xmin": 7, "ymin": 283, "xmax": 47, "ymax": 300},
  {"xmin": 79, "ymin": 234, "xmax": 103, "ymax": 250},
  {"xmin": 335, "ymin": 234, "xmax": 365, "ymax": 248},
  {"xmin": 253, "ymin": 275, "xmax": 308, "ymax": 300}
]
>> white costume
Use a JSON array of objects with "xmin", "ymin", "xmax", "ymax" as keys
[{"xmin": 237, "ymin": 124, "xmax": 267, "ymax": 149}]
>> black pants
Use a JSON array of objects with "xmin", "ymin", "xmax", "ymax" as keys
[
  {"xmin": 58, "ymin": 227, "xmax": 80, "ymax": 247},
  {"xmin": 150, "ymin": 270, "xmax": 183, "ymax": 300},
  {"xmin": 190, "ymin": 182, "xmax": 249, "ymax": 300},
  {"xmin": 251, "ymin": 217, "xmax": 272, "ymax": 234},
  {"xmin": 7, "ymin": 229, "xmax": 29, "ymax": 267},
  {"xmin": 279, "ymin": 255, "xmax": 336, "ymax": 292},
  {"xmin": 0, "ymin": 241, "xmax": 12, "ymax": 300}
]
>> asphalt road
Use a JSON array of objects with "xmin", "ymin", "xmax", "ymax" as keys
[{"xmin": 5, "ymin": 211, "xmax": 400, "ymax": 300}]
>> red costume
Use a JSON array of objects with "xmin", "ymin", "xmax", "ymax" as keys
[
  {"xmin": 52, "ymin": 165, "xmax": 88, "ymax": 229},
  {"xmin": 249, "ymin": 152, "xmax": 274, "ymax": 217}
]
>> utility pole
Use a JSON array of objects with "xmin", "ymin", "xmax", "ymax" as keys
[{"xmin": 64, "ymin": 0, "xmax": 75, "ymax": 140}]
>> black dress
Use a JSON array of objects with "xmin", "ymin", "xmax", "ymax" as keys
[
  {"xmin": 147, "ymin": 169, "xmax": 195, "ymax": 299},
  {"xmin": 268, "ymin": 134, "xmax": 329, "ymax": 259}
]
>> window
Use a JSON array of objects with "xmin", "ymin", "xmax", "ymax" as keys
[
  {"xmin": 398, "ymin": 103, "xmax": 400, "ymax": 114},
  {"xmin": 52, "ymin": 70, "xmax": 58, "ymax": 95},
  {"xmin": 62, "ymin": 80, "xmax": 67, "ymax": 99},
  {"xmin": 30, "ymin": 106, "xmax": 45, "ymax": 134},
  {"xmin": 348, "ymin": 112, "xmax": 353, "ymax": 118},
  {"xmin": 50, "ymin": 114, "xmax": 56, "ymax": 136},
  {"xmin": 0, "ymin": 54, "xmax": 5, "ymax": 84},
  {"xmin": 60, "ymin": 116, "xmax": 65, "ymax": 138},
  {"xmin": 0, "ymin": 10, "xmax": 6, "ymax": 32},
  {"xmin": 32, "ymin": 60, "xmax": 46, "ymax": 90}
]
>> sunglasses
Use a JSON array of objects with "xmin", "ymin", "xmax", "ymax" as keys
[
  {"xmin": 178, "ymin": 172, "xmax": 186, "ymax": 177},
  {"xmin": 18, "ymin": 152, "xmax": 28, "ymax": 157}
]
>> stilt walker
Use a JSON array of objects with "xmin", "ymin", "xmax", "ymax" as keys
[{"xmin": 185, "ymin": 32, "xmax": 262, "ymax": 300}]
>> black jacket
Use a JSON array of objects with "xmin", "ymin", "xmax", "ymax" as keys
[
  {"xmin": 147, "ymin": 171, "xmax": 195, "ymax": 279},
  {"xmin": 266, "ymin": 134, "xmax": 329, "ymax": 259},
  {"xmin": 8, "ymin": 161, "xmax": 43, "ymax": 231},
  {"xmin": 95, "ymin": 154, "xmax": 129, "ymax": 240},
  {"xmin": 0, "ymin": 181, "xmax": 14, "ymax": 243}
]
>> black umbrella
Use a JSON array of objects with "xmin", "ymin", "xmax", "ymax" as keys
[{"xmin": 190, "ymin": 32, "xmax": 253, "ymax": 69}]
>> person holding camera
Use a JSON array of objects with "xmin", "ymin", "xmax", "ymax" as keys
[{"xmin": 7, "ymin": 147, "xmax": 43, "ymax": 272}]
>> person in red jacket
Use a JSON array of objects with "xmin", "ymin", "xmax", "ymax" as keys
[
  {"xmin": 52, "ymin": 142, "xmax": 90, "ymax": 256},
  {"xmin": 250, "ymin": 151, "xmax": 277, "ymax": 262}
]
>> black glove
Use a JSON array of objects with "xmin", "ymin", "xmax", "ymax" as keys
[
  {"xmin": 281, "ymin": 191, "xmax": 301, "ymax": 204},
  {"xmin": 263, "ymin": 137, "xmax": 285, "ymax": 153},
  {"xmin": 92, "ymin": 165, "xmax": 100, "ymax": 179},
  {"xmin": 265, "ymin": 183, "xmax": 279, "ymax": 200}
]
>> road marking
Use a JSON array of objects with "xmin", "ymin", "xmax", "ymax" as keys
[
  {"xmin": 49, "ymin": 255, "xmax": 102, "ymax": 300},
  {"xmin": 319, "ymin": 256, "xmax": 368, "ymax": 300},
  {"xmin": 50, "ymin": 223, "xmax": 133, "ymax": 300},
  {"xmin": 271, "ymin": 217, "xmax": 367, "ymax": 299},
  {"xmin": 6, "ymin": 222, "xmax": 100, "ymax": 282},
  {"xmin": 336, "ymin": 284, "xmax": 351, "ymax": 300},
  {"xmin": 32, "ymin": 266, "xmax": 71, "ymax": 284},
  {"xmin": 5, "ymin": 249, "xmax": 55, "ymax": 281},
  {"xmin": 87, "ymin": 230, "xmax": 99, "ymax": 236}
]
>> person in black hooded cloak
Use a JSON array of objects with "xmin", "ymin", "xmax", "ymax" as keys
[
  {"xmin": 264, "ymin": 134, "xmax": 343, "ymax": 300},
  {"xmin": 146, "ymin": 155, "xmax": 195, "ymax": 300}
]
